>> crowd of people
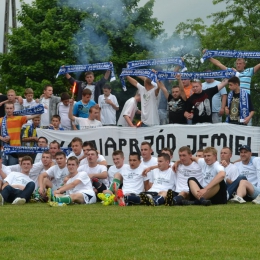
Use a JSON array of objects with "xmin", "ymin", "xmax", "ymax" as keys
[{"xmin": 0, "ymin": 55, "xmax": 260, "ymax": 206}]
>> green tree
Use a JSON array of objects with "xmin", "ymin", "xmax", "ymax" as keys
[
  {"xmin": 175, "ymin": 0, "xmax": 260, "ymax": 125},
  {"xmin": 0, "ymin": 0, "xmax": 163, "ymax": 99}
]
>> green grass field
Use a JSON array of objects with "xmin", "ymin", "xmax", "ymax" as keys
[{"xmin": 1, "ymin": 202, "xmax": 260, "ymax": 260}]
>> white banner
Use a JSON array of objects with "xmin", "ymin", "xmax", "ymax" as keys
[{"xmin": 37, "ymin": 123, "xmax": 260, "ymax": 165}]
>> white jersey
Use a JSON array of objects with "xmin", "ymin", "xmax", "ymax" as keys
[
  {"xmin": 78, "ymin": 164, "xmax": 109, "ymax": 188},
  {"xmin": 98, "ymin": 94, "xmax": 119, "ymax": 125},
  {"xmin": 74, "ymin": 117, "xmax": 102, "ymax": 129},
  {"xmin": 252, "ymin": 157, "xmax": 260, "ymax": 187},
  {"xmin": 46, "ymin": 165, "xmax": 69, "ymax": 189},
  {"xmin": 79, "ymin": 154, "xmax": 106, "ymax": 166},
  {"xmin": 67, "ymin": 150, "xmax": 84, "ymax": 160},
  {"xmin": 4, "ymin": 172, "xmax": 33, "ymax": 187},
  {"xmin": 137, "ymin": 83, "xmax": 159, "ymax": 126},
  {"xmin": 141, "ymin": 157, "xmax": 158, "ymax": 181},
  {"xmin": 121, "ymin": 165, "xmax": 147, "ymax": 194},
  {"xmin": 117, "ymin": 97, "xmax": 138, "ymax": 126},
  {"xmin": 224, "ymin": 163, "xmax": 239, "ymax": 182},
  {"xmin": 235, "ymin": 159, "xmax": 257, "ymax": 186},
  {"xmin": 58, "ymin": 102, "xmax": 72, "ymax": 130},
  {"xmin": 66, "ymin": 171, "xmax": 94, "ymax": 195},
  {"xmin": 1, "ymin": 164, "xmax": 12, "ymax": 180},
  {"xmin": 22, "ymin": 99, "xmax": 38, "ymax": 109},
  {"xmin": 40, "ymin": 97, "xmax": 50, "ymax": 126},
  {"xmin": 148, "ymin": 167, "xmax": 176, "ymax": 193},
  {"xmin": 175, "ymin": 162, "xmax": 202, "ymax": 192},
  {"xmin": 198, "ymin": 159, "xmax": 225, "ymax": 187},
  {"xmin": 108, "ymin": 164, "xmax": 129, "ymax": 185}
]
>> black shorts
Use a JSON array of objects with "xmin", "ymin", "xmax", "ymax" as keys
[{"xmin": 188, "ymin": 177, "xmax": 227, "ymax": 205}]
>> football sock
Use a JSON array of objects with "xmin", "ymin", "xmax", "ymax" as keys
[
  {"xmin": 109, "ymin": 178, "xmax": 121, "ymax": 193},
  {"xmin": 55, "ymin": 196, "xmax": 72, "ymax": 204},
  {"xmin": 174, "ymin": 195, "xmax": 184, "ymax": 205}
]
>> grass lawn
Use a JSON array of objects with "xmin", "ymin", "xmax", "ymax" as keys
[{"xmin": 1, "ymin": 202, "xmax": 260, "ymax": 260}]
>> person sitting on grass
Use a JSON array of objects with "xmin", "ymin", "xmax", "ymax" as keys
[
  {"xmin": 182, "ymin": 147, "xmax": 226, "ymax": 206},
  {"xmin": 0, "ymin": 156, "xmax": 35, "ymax": 206},
  {"xmin": 49, "ymin": 156, "xmax": 96, "ymax": 206},
  {"xmin": 165, "ymin": 146, "xmax": 203, "ymax": 206},
  {"xmin": 37, "ymin": 152, "xmax": 69, "ymax": 202},
  {"xmin": 132, "ymin": 153, "xmax": 176, "ymax": 206},
  {"xmin": 98, "ymin": 152, "xmax": 147, "ymax": 206},
  {"xmin": 77, "ymin": 149, "xmax": 108, "ymax": 195}
]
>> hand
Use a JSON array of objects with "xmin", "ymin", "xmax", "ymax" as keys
[
  {"xmin": 54, "ymin": 190, "xmax": 61, "ymax": 196},
  {"xmin": 172, "ymin": 162, "xmax": 180, "ymax": 172},
  {"xmin": 142, "ymin": 167, "xmax": 151, "ymax": 177},
  {"xmin": 105, "ymin": 99, "xmax": 113, "ymax": 105},
  {"xmin": 2, "ymin": 136, "xmax": 10, "ymax": 143},
  {"xmin": 243, "ymin": 116, "xmax": 250, "ymax": 125},
  {"xmin": 197, "ymin": 188, "xmax": 207, "ymax": 199},
  {"xmin": 69, "ymin": 99, "xmax": 74, "ymax": 105},
  {"xmin": 35, "ymin": 99, "xmax": 39, "ymax": 103},
  {"xmin": 224, "ymin": 106, "xmax": 229, "ymax": 115},
  {"xmin": 38, "ymin": 187, "xmax": 45, "ymax": 196},
  {"xmin": 184, "ymin": 112, "xmax": 193, "ymax": 119},
  {"xmin": 202, "ymin": 49, "xmax": 207, "ymax": 54},
  {"xmin": 175, "ymin": 73, "xmax": 181, "ymax": 81},
  {"xmin": 221, "ymin": 160, "xmax": 228, "ymax": 167},
  {"xmin": 219, "ymin": 108, "xmax": 224, "ymax": 116}
]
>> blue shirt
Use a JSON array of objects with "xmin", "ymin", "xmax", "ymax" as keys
[{"xmin": 73, "ymin": 100, "xmax": 96, "ymax": 118}]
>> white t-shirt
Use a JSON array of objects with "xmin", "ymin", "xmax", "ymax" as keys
[
  {"xmin": 108, "ymin": 164, "xmax": 129, "ymax": 185},
  {"xmin": 34, "ymin": 153, "xmax": 42, "ymax": 163},
  {"xmin": 98, "ymin": 94, "xmax": 119, "ymax": 125},
  {"xmin": 1, "ymin": 164, "xmax": 12, "ymax": 180},
  {"xmin": 117, "ymin": 97, "xmax": 138, "ymax": 126},
  {"xmin": 141, "ymin": 157, "xmax": 158, "ymax": 181},
  {"xmin": 74, "ymin": 117, "xmax": 102, "ymax": 129},
  {"xmin": 148, "ymin": 167, "xmax": 176, "ymax": 192},
  {"xmin": 29, "ymin": 161, "xmax": 45, "ymax": 184},
  {"xmin": 79, "ymin": 154, "xmax": 106, "ymax": 166},
  {"xmin": 137, "ymin": 83, "xmax": 159, "ymax": 126},
  {"xmin": 22, "ymin": 99, "xmax": 38, "ymax": 109},
  {"xmin": 66, "ymin": 171, "xmax": 94, "ymax": 195},
  {"xmin": 175, "ymin": 162, "xmax": 203, "ymax": 192},
  {"xmin": 46, "ymin": 165, "xmax": 69, "ymax": 189},
  {"xmin": 14, "ymin": 100, "xmax": 22, "ymax": 111},
  {"xmin": 121, "ymin": 165, "xmax": 147, "ymax": 194},
  {"xmin": 58, "ymin": 102, "xmax": 72, "ymax": 130},
  {"xmin": 4, "ymin": 172, "xmax": 33, "ymax": 187},
  {"xmin": 225, "ymin": 163, "xmax": 239, "ymax": 182},
  {"xmin": 252, "ymin": 157, "xmax": 260, "ymax": 187},
  {"xmin": 67, "ymin": 150, "xmax": 84, "ymax": 160},
  {"xmin": 40, "ymin": 97, "xmax": 50, "ymax": 126},
  {"xmin": 198, "ymin": 158, "xmax": 225, "ymax": 187},
  {"xmin": 235, "ymin": 159, "xmax": 257, "ymax": 186},
  {"xmin": 78, "ymin": 164, "xmax": 108, "ymax": 188}
]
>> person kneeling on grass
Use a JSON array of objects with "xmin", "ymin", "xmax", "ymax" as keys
[
  {"xmin": 0, "ymin": 156, "xmax": 35, "ymax": 206},
  {"xmin": 182, "ymin": 147, "xmax": 227, "ymax": 206},
  {"xmin": 49, "ymin": 156, "xmax": 96, "ymax": 206}
]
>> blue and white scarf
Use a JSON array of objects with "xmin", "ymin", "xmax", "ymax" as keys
[
  {"xmin": 127, "ymin": 57, "xmax": 187, "ymax": 71},
  {"xmin": 201, "ymin": 50, "xmax": 260, "ymax": 63},
  {"xmin": 156, "ymin": 69, "xmax": 240, "ymax": 80},
  {"xmin": 120, "ymin": 69, "xmax": 157, "ymax": 90},
  {"xmin": 56, "ymin": 62, "xmax": 116, "ymax": 81},
  {"xmin": 226, "ymin": 89, "xmax": 249, "ymax": 123},
  {"xmin": 3, "ymin": 145, "xmax": 72, "ymax": 156},
  {"xmin": 1, "ymin": 104, "xmax": 44, "ymax": 139}
]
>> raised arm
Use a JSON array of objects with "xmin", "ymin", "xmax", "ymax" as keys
[
  {"xmin": 104, "ymin": 70, "xmax": 111, "ymax": 80},
  {"xmin": 202, "ymin": 49, "xmax": 227, "ymax": 70},
  {"xmin": 68, "ymin": 99, "xmax": 75, "ymax": 122},
  {"xmin": 157, "ymin": 80, "xmax": 169, "ymax": 100},
  {"xmin": 217, "ymin": 78, "xmax": 228, "ymax": 91},
  {"xmin": 176, "ymin": 74, "xmax": 186, "ymax": 101},
  {"xmin": 126, "ymin": 76, "xmax": 138, "ymax": 88}
]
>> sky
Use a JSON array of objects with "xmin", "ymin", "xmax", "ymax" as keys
[{"xmin": 0, "ymin": 0, "xmax": 227, "ymax": 53}]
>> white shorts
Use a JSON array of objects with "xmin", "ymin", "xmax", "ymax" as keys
[{"xmin": 82, "ymin": 190, "xmax": 96, "ymax": 204}]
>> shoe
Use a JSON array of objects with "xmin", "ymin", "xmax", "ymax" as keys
[
  {"xmin": 201, "ymin": 199, "xmax": 212, "ymax": 206},
  {"xmin": 30, "ymin": 197, "xmax": 40, "ymax": 203},
  {"xmin": 165, "ymin": 189, "xmax": 175, "ymax": 206},
  {"xmin": 12, "ymin": 197, "xmax": 26, "ymax": 205},
  {"xmin": 115, "ymin": 189, "xmax": 125, "ymax": 206},
  {"xmin": 230, "ymin": 195, "xmax": 246, "ymax": 204},
  {"xmin": 49, "ymin": 202, "xmax": 67, "ymax": 207},
  {"xmin": 252, "ymin": 194, "xmax": 260, "ymax": 204},
  {"xmin": 97, "ymin": 193, "xmax": 107, "ymax": 201},
  {"xmin": 140, "ymin": 193, "xmax": 155, "ymax": 206},
  {"xmin": 47, "ymin": 188, "xmax": 55, "ymax": 202},
  {"xmin": 103, "ymin": 194, "xmax": 115, "ymax": 206},
  {"xmin": 0, "ymin": 194, "xmax": 4, "ymax": 206}
]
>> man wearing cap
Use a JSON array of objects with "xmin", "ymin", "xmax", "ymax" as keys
[
  {"xmin": 230, "ymin": 145, "xmax": 260, "ymax": 203},
  {"xmin": 202, "ymin": 74, "xmax": 227, "ymax": 123}
]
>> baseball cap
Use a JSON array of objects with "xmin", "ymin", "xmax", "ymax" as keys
[{"xmin": 239, "ymin": 145, "xmax": 251, "ymax": 152}]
